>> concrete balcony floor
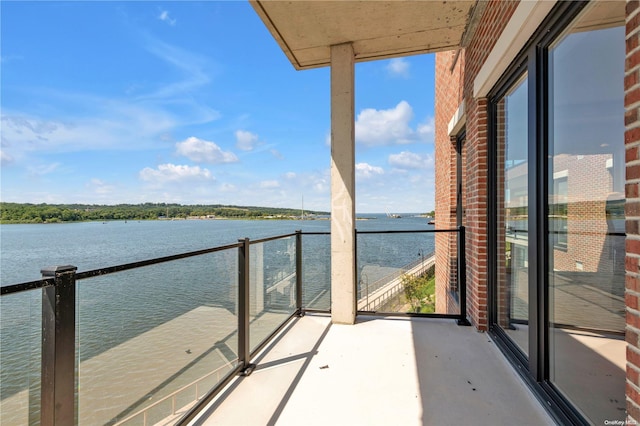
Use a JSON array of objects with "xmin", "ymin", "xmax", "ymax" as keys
[{"xmin": 191, "ymin": 314, "xmax": 553, "ymax": 426}]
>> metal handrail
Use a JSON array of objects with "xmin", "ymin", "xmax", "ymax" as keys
[
  {"xmin": 356, "ymin": 228, "xmax": 459, "ymax": 234},
  {"xmin": 251, "ymin": 232, "xmax": 297, "ymax": 245},
  {"xmin": 360, "ymin": 254, "xmax": 436, "ymax": 311},
  {"xmin": 0, "ymin": 233, "xmax": 307, "ymax": 294},
  {"xmin": 113, "ymin": 361, "xmax": 235, "ymax": 426},
  {"xmin": 361, "ymin": 251, "xmax": 435, "ymax": 296},
  {"xmin": 76, "ymin": 242, "xmax": 242, "ymax": 280},
  {"xmin": 0, "ymin": 277, "xmax": 55, "ymax": 295},
  {"xmin": 1, "ymin": 229, "xmax": 448, "ymax": 294}
]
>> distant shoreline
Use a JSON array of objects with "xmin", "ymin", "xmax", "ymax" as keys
[
  {"xmin": 0, "ymin": 216, "xmax": 331, "ymax": 225},
  {"xmin": 0, "ymin": 202, "xmax": 329, "ymax": 224}
]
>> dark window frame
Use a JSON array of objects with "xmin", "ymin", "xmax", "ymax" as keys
[{"xmin": 450, "ymin": 130, "xmax": 466, "ymax": 299}]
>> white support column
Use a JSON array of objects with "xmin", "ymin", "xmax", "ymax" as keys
[{"xmin": 330, "ymin": 42, "xmax": 356, "ymax": 324}]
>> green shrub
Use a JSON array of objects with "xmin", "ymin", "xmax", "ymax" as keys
[{"xmin": 402, "ymin": 267, "xmax": 436, "ymax": 313}]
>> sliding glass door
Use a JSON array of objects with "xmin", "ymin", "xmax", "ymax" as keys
[
  {"xmin": 490, "ymin": 2, "xmax": 626, "ymax": 423},
  {"xmin": 547, "ymin": 7, "xmax": 625, "ymax": 423}
]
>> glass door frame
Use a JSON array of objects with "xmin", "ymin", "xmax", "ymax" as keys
[{"xmin": 487, "ymin": 2, "xmax": 591, "ymax": 425}]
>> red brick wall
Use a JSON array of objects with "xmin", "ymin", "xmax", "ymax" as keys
[
  {"xmin": 434, "ymin": 0, "xmax": 518, "ymax": 330},
  {"xmin": 626, "ymin": 0, "xmax": 640, "ymax": 422},
  {"xmin": 434, "ymin": 50, "xmax": 464, "ymax": 314},
  {"xmin": 495, "ymin": 97, "xmax": 509, "ymax": 328}
]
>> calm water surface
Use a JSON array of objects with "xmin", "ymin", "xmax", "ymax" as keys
[
  {"xmin": 1, "ymin": 219, "xmax": 328, "ymax": 285},
  {"xmin": 1, "ymin": 215, "xmax": 432, "ymax": 285}
]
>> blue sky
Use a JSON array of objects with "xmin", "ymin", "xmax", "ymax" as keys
[{"xmin": 1, "ymin": 1, "xmax": 436, "ymax": 213}]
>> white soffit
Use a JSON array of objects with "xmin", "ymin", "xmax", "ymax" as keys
[
  {"xmin": 250, "ymin": 0, "xmax": 478, "ymax": 70},
  {"xmin": 473, "ymin": 0, "xmax": 557, "ymax": 98},
  {"xmin": 448, "ymin": 102, "xmax": 466, "ymax": 137}
]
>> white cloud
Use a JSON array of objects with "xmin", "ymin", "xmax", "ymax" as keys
[
  {"xmin": 386, "ymin": 58, "xmax": 410, "ymax": 78},
  {"xmin": 235, "ymin": 130, "xmax": 259, "ymax": 151},
  {"xmin": 0, "ymin": 148, "xmax": 14, "ymax": 166},
  {"xmin": 28, "ymin": 162, "xmax": 61, "ymax": 176},
  {"xmin": 284, "ymin": 172, "xmax": 297, "ymax": 179},
  {"xmin": 158, "ymin": 10, "xmax": 176, "ymax": 26},
  {"xmin": 175, "ymin": 137, "xmax": 238, "ymax": 164},
  {"xmin": 139, "ymin": 163, "xmax": 213, "ymax": 184},
  {"xmin": 219, "ymin": 183, "xmax": 237, "ymax": 192},
  {"xmin": 417, "ymin": 117, "xmax": 435, "ymax": 142},
  {"xmin": 313, "ymin": 181, "xmax": 328, "ymax": 193},
  {"xmin": 0, "ymin": 102, "xmax": 178, "ymax": 159},
  {"xmin": 311, "ymin": 170, "xmax": 330, "ymax": 194},
  {"xmin": 356, "ymin": 162, "xmax": 385, "ymax": 179},
  {"xmin": 388, "ymin": 151, "xmax": 433, "ymax": 169},
  {"xmin": 139, "ymin": 35, "xmax": 212, "ymax": 101},
  {"xmin": 259, "ymin": 180, "xmax": 280, "ymax": 189},
  {"xmin": 270, "ymin": 149, "xmax": 284, "ymax": 160},
  {"xmin": 355, "ymin": 101, "xmax": 415, "ymax": 146},
  {"xmin": 87, "ymin": 178, "xmax": 116, "ymax": 195}
]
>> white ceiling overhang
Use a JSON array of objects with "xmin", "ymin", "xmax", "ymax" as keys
[{"xmin": 250, "ymin": 0, "xmax": 481, "ymax": 70}]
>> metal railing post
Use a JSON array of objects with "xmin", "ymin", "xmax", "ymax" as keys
[
  {"xmin": 295, "ymin": 230, "xmax": 303, "ymax": 316},
  {"xmin": 237, "ymin": 238, "xmax": 255, "ymax": 375},
  {"xmin": 457, "ymin": 227, "xmax": 471, "ymax": 326},
  {"xmin": 354, "ymin": 228, "xmax": 358, "ymax": 315},
  {"xmin": 40, "ymin": 265, "xmax": 78, "ymax": 426}
]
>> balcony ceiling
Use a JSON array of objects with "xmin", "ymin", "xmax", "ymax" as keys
[{"xmin": 250, "ymin": 0, "xmax": 480, "ymax": 70}]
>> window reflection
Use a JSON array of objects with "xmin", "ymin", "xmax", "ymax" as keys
[{"xmin": 548, "ymin": 3, "xmax": 625, "ymax": 423}]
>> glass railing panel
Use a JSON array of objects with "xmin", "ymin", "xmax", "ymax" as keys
[
  {"xmin": 249, "ymin": 236, "xmax": 297, "ymax": 353},
  {"xmin": 433, "ymin": 230, "xmax": 462, "ymax": 316},
  {"xmin": 0, "ymin": 289, "xmax": 42, "ymax": 426},
  {"xmin": 302, "ymin": 234, "xmax": 330, "ymax": 311},
  {"xmin": 76, "ymin": 250, "xmax": 238, "ymax": 426},
  {"xmin": 357, "ymin": 231, "xmax": 460, "ymax": 315}
]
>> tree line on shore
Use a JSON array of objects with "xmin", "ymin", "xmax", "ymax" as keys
[{"xmin": 0, "ymin": 202, "xmax": 329, "ymax": 224}]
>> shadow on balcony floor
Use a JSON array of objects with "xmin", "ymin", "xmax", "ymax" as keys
[{"xmin": 192, "ymin": 314, "xmax": 553, "ymax": 426}]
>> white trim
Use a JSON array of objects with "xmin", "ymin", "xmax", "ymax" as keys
[
  {"xmin": 553, "ymin": 169, "xmax": 568, "ymax": 180},
  {"xmin": 473, "ymin": 0, "xmax": 557, "ymax": 98},
  {"xmin": 447, "ymin": 102, "xmax": 466, "ymax": 137}
]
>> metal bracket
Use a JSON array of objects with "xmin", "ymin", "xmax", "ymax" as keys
[
  {"xmin": 457, "ymin": 318, "xmax": 472, "ymax": 326},
  {"xmin": 239, "ymin": 364, "xmax": 256, "ymax": 377}
]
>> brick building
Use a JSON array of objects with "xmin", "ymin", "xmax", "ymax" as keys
[{"xmin": 434, "ymin": 1, "xmax": 632, "ymax": 424}]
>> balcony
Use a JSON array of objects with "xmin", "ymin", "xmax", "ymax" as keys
[{"xmin": 0, "ymin": 228, "xmax": 552, "ymax": 425}]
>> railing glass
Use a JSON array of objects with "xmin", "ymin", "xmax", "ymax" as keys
[
  {"xmin": 0, "ymin": 289, "xmax": 42, "ymax": 426},
  {"xmin": 357, "ymin": 229, "xmax": 462, "ymax": 316},
  {"xmin": 77, "ymin": 249, "xmax": 239, "ymax": 426},
  {"xmin": 249, "ymin": 235, "xmax": 297, "ymax": 353},
  {"xmin": 301, "ymin": 232, "xmax": 331, "ymax": 311}
]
